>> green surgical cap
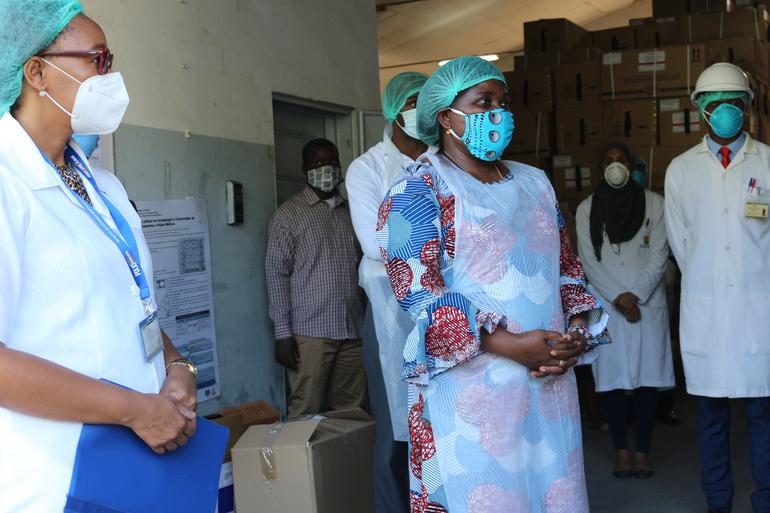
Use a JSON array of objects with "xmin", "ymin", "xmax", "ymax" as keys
[
  {"xmin": 416, "ymin": 56, "xmax": 506, "ymax": 146},
  {"xmin": 696, "ymin": 91, "xmax": 750, "ymax": 116},
  {"xmin": 382, "ymin": 71, "xmax": 428, "ymax": 122},
  {"xmin": 0, "ymin": 0, "xmax": 84, "ymax": 114}
]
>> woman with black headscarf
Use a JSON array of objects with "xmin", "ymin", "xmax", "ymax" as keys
[{"xmin": 576, "ymin": 142, "xmax": 675, "ymax": 480}]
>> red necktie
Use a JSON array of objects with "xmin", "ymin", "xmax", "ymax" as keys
[{"xmin": 719, "ymin": 147, "xmax": 731, "ymax": 169}]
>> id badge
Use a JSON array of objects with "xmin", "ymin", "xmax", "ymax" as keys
[
  {"xmin": 745, "ymin": 202, "xmax": 769, "ymax": 219},
  {"xmin": 139, "ymin": 312, "xmax": 163, "ymax": 362}
]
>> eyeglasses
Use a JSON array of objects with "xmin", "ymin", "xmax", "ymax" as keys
[{"xmin": 38, "ymin": 48, "xmax": 114, "ymax": 75}]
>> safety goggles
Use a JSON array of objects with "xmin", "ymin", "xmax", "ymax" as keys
[{"xmin": 38, "ymin": 48, "xmax": 114, "ymax": 76}]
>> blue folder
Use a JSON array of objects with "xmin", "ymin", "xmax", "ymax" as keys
[{"xmin": 64, "ymin": 414, "xmax": 229, "ymax": 513}]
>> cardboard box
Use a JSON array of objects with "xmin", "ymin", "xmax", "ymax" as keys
[
  {"xmin": 688, "ymin": 0, "xmax": 730, "ymax": 13},
  {"xmin": 603, "ymin": 99, "xmax": 658, "ymax": 148},
  {"xmin": 232, "ymin": 409, "xmax": 375, "ymax": 513},
  {"xmin": 682, "ymin": 8, "xmax": 769, "ymax": 43},
  {"xmin": 645, "ymin": 145, "xmax": 692, "ymax": 194},
  {"xmin": 592, "ymin": 26, "xmax": 636, "ymax": 52},
  {"xmin": 551, "ymin": 152, "xmax": 600, "ymax": 209},
  {"xmin": 507, "ymin": 107, "xmax": 553, "ymax": 154},
  {"xmin": 504, "ymin": 68, "xmax": 554, "ymax": 110},
  {"xmin": 555, "ymin": 60, "xmax": 602, "ymax": 106},
  {"xmin": 600, "ymin": 44, "xmax": 706, "ymax": 100},
  {"xmin": 220, "ymin": 400, "xmax": 280, "ymax": 429},
  {"xmin": 207, "ymin": 411, "xmax": 245, "ymax": 463},
  {"xmin": 706, "ymin": 38, "xmax": 769, "ymax": 83},
  {"xmin": 521, "ymin": 47, "xmax": 601, "ymax": 68},
  {"xmin": 658, "ymin": 97, "xmax": 704, "ymax": 147},
  {"xmin": 653, "ymin": 0, "xmax": 689, "ymax": 18},
  {"xmin": 634, "ymin": 18, "xmax": 680, "ymax": 48},
  {"xmin": 556, "ymin": 103, "xmax": 604, "ymax": 154},
  {"xmin": 524, "ymin": 18, "xmax": 590, "ymax": 53},
  {"xmin": 502, "ymin": 152, "xmax": 552, "ymax": 175}
]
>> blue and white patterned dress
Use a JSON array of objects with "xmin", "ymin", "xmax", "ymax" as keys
[{"xmin": 376, "ymin": 153, "xmax": 609, "ymax": 513}]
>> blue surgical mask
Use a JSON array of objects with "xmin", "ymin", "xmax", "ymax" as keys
[
  {"xmin": 704, "ymin": 103, "xmax": 744, "ymax": 139},
  {"xmin": 448, "ymin": 107, "xmax": 514, "ymax": 161},
  {"xmin": 72, "ymin": 134, "xmax": 100, "ymax": 159}
]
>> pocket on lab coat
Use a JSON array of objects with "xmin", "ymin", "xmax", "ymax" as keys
[{"xmin": 679, "ymin": 294, "xmax": 712, "ymax": 357}]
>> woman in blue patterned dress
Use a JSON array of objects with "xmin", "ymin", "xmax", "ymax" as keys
[{"xmin": 376, "ymin": 56, "xmax": 610, "ymax": 513}]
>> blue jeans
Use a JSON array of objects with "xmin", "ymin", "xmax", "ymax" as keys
[
  {"xmin": 362, "ymin": 305, "xmax": 409, "ymax": 513},
  {"xmin": 698, "ymin": 396, "xmax": 770, "ymax": 513}
]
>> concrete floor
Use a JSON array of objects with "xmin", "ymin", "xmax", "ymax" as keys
[{"xmin": 583, "ymin": 391, "xmax": 758, "ymax": 513}]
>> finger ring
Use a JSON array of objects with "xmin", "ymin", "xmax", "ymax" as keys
[{"xmin": 559, "ymin": 360, "xmax": 566, "ymax": 368}]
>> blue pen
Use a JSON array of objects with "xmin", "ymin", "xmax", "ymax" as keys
[{"xmin": 749, "ymin": 178, "xmax": 754, "ymax": 192}]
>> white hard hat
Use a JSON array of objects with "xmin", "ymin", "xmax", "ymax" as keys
[{"xmin": 691, "ymin": 62, "xmax": 754, "ymax": 106}]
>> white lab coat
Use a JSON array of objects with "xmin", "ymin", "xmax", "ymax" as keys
[
  {"xmin": 577, "ymin": 190, "xmax": 675, "ymax": 392},
  {"xmin": 346, "ymin": 126, "xmax": 433, "ymax": 441},
  {"xmin": 665, "ymin": 133, "xmax": 770, "ymax": 398},
  {"xmin": 0, "ymin": 112, "xmax": 164, "ymax": 512}
]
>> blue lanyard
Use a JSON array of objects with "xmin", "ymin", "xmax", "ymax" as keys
[{"xmin": 41, "ymin": 147, "xmax": 152, "ymax": 305}]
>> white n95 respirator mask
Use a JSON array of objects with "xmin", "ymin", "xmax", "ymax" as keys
[
  {"xmin": 604, "ymin": 162, "xmax": 630, "ymax": 189},
  {"xmin": 397, "ymin": 108, "xmax": 420, "ymax": 140},
  {"xmin": 40, "ymin": 58, "xmax": 130, "ymax": 135}
]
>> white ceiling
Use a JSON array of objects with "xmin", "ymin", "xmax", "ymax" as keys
[{"xmin": 378, "ymin": 0, "xmax": 652, "ymax": 85}]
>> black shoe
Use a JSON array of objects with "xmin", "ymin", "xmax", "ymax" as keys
[
  {"xmin": 707, "ymin": 509, "xmax": 729, "ymax": 513},
  {"xmin": 613, "ymin": 469, "xmax": 633, "ymax": 479},
  {"xmin": 633, "ymin": 468, "xmax": 654, "ymax": 479},
  {"xmin": 657, "ymin": 410, "xmax": 682, "ymax": 425}
]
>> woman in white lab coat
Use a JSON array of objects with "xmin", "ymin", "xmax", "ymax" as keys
[
  {"xmin": 0, "ymin": 4, "xmax": 197, "ymax": 511},
  {"xmin": 576, "ymin": 142, "xmax": 675, "ymax": 479}
]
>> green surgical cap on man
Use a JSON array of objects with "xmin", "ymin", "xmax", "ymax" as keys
[
  {"xmin": 0, "ymin": 0, "xmax": 84, "ymax": 114},
  {"xmin": 382, "ymin": 71, "xmax": 428, "ymax": 122},
  {"xmin": 416, "ymin": 56, "xmax": 507, "ymax": 146},
  {"xmin": 695, "ymin": 91, "xmax": 750, "ymax": 117}
]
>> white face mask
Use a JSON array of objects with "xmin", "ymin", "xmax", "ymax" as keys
[
  {"xmin": 396, "ymin": 108, "xmax": 420, "ymax": 140},
  {"xmin": 604, "ymin": 162, "xmax": 630, "ymax": 189},
  {"xmin": 40, "ymin": 58, "xmax": 130, "ymax": 135}
]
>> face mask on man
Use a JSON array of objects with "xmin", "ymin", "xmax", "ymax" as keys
[
  {"xmin": 307, "ymin": 165, "xmax": 342, "ymax": 192},
  {"xmin": 396, "ymin": 108, "xmax": 420, "ymax": 140},
  {"xmin": 40, "ymin": 58, "xmax": 130, "ymax": 135},
  {"xmin": 447, "ymin": 107, "xmax": 515, "ymax": 161},
  {"xmin": 605, "ymin": 162, "xmax": 630, "ymax": 189},
  {"xmin": 703, "ymin": 102, "xmax": 744, "ymax": 139}
]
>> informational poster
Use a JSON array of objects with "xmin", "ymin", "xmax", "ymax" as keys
[{"xmin": 136, "ymin": 198, "xmax": 221, "ymax": 402}]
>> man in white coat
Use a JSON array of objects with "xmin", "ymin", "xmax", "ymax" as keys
[
  {"xmin": 346, "ymin": 71, "xmax": 430, "ymax": 513},
  {"xmin": 665, "ymin": 62, "xmax": 770, "ymax": 513},
  {"xmin": 577, "ymin": 142, "xmax": 675, "ymax": 480}
]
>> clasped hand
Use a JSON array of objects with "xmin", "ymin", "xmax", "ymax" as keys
[{"xmin": 481, "ymin": 327, "xmax": 587, "ymax": 378}]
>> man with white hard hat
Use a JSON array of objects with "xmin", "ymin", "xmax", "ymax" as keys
[{"xmin": 665, "ymin": 62, "xmax": 770, "ymax": 513}]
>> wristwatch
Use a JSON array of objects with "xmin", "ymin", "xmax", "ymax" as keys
[{"xmin": 166, "ymin": 358, "xmax": 199, "ymax": 379}]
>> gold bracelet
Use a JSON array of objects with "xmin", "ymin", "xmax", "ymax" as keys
[{"xmin": 166, "ymin": 358, "xmax": 198, "ymax": 379}]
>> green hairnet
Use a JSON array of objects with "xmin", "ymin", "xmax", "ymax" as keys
[
  {"xmin": 382, "ymin": 71, "xmax": 428, "ymax": 122},
  {"xmin": 696, "ymin": 91, "xmax": 749, "ymax": 116},
  {"xmin": 416, "ymin": 56, "xmax": 506, "ymax": 146},
  {"xmin": 0, "ymin": 0, "xmax": 84, "ymax": 114}
]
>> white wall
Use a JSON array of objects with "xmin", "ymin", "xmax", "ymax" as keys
[
  {"xmin": 78, "ymin": 0, "xmax": 382, "ymax": 414},
  {"xmin": 82, "ymin": 0, "xmax": 382, "ymax": 144}
]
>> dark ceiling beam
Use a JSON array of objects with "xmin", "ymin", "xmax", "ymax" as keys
[{"xmin": 376, "ymin": 0, "xmax": 428, "ymax": 12}]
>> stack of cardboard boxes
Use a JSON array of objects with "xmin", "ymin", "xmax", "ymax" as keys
[{"xmin": 505, "ymin": 0, "xmax": 770, "ymax": 210}]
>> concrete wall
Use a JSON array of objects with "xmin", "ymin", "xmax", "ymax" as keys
[{"xmin": 80, "ymin": 0, "xmax": 381, "ymax": 415}]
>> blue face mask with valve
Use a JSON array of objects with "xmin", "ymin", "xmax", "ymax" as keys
[
  {"xmin": 448, "ymin": 107, "xmax": 515, "ymax": 161},
  {"xmin": 704, "ymin": 103, "xmax": 745, "ymax": 139}
]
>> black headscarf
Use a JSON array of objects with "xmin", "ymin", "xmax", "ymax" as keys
[{"xmin": 589, "ymin": 142, "xmax": 646, "ymax": 261}]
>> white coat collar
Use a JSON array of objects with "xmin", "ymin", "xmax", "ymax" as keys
[
  {"xmin": 0, "ymin": 112, "xmax": 63, "ymax": 190},
  {"xmin": 696, "ymin": 132, "xmax": 756, "ymax": 171},
  {"xmin": 382, "ymin": 123, "xmax": 438, "ymax": 162}
]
